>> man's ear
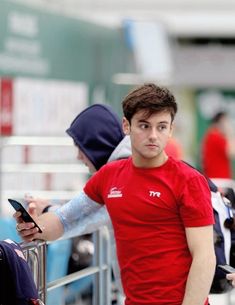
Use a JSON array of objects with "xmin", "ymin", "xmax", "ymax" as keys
[
  {"xmin": 122, "ymin": 117, "xmax": 130, "ymax": 135},
  {"xmin": 169, "ymin": 122, "xmax": 174, "ymax": 138}
]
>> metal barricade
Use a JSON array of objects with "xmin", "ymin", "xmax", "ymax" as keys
[
  {"xmin": 21, "ymin": 240, "xmax": 47, "ymax": 303},
  {"xmin": 21, "ymin": 228, "xmax": 112, "ymax": 305}
]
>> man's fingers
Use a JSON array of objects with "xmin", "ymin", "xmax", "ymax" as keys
[
  {"xmin": 226, "ymin": 274, "xmax": 235, "ymax": 287},
  {"xmin": 13, "ymin": 211, "xmax": 24, "ymax": 223},
  {"xmin": 24, "ymin": 193, "xmax": 34, "ymax": 203},
  {"xmin": 28, "ymin": 202, "xmax": 37, "ymax": 217},
  {"xmin": 16, "ymin": 224, "xmax": 39, "ymax": 242},
  {"xmin": 16, "ymin": 222, "xmax": 36, "ymax": 232}
]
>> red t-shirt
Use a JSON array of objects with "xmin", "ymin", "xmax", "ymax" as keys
[
  {"xmin": 84, "ymin": 157, "xmax": 214, "ymax": 305},
  {"xmin": 202, "ymin": 127, "xmax": 232, "ymax": 179}
]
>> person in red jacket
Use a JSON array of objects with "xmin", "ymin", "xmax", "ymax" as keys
[{"xmin": 201, "ymin": 111, "xmax": 235, "ymax": 179}]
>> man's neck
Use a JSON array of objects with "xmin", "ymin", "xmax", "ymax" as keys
[{"xmin": 132, "ymin": 152, "xmax": 168, "ymax": 168}]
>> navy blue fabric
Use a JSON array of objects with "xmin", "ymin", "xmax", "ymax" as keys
[
  {"xmin": 0, "ymin": 240, "xmax": 38, "ymax": 305},
  {"xmin": 66, "ymin": 104, "xmax": 124, "ymax": 170}
]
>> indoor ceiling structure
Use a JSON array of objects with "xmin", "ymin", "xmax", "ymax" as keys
[{"xmin": 11, "ymin": 0, "xmax": 235, "ymax": 37}]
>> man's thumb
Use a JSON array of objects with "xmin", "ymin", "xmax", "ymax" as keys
[{"xmin": 28, "ymin": 202, "xmax": 37, "ymax": 218}]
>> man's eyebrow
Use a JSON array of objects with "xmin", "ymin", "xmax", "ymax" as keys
[
  {"xmin": 138, "ymin": 119, "xmax": 170, "ymax": 124},
  {"xmin": 138, "ymin": 119, "xmax": 149, "ymax": 123},
  {"xmin": 158, "ymin": 121, "xmax": 170, "ymax": 124}
]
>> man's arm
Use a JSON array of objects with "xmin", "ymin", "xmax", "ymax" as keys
[
  {"xmin": 181, "ymin": 225, "xmax": 216, "ymax": 305},
  {"xmin": 62, "ymin": 206, "xmax": 110, "ymax": 239},
  {"xmin": 14, "ymin": 208, "xmax": 64, "ymax": 242},
  {"xmin": 14, "ymin": 191, "xmax": 103, "ymax": 242}
]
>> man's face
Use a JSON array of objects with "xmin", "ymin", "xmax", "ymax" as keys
[
  {"xmin": 123, "ymin": 110, "xmax": 173, "ymax": 167},
  {"xmin": 76, "ymin": 147, "xmax": 96, "ymax": 174}
]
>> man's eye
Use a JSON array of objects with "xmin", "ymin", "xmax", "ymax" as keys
[
  {"xmin": 158, "ymin": 125, "xmax": 167, "ymax": 131},
  {"xmin": 139, "ymin": 124, "xmax": 149, "ymax": 129}
]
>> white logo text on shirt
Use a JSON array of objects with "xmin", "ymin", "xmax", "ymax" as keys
[{"xmin": 149, "ymin": 191, "xmax": 161, "ymax": 197}]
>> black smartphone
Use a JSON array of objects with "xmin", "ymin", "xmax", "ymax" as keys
[
  {"xmin": 218, "ymin": 264, "xmax": 235, "ymax": 274},
  {"xmin": 8, "ymin": 198, "xmax": 42, "ymax": 233}
]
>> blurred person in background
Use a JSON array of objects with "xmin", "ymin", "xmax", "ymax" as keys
[
  {"xmin": 201, "ymin": 111, "xmax": 235, "ymax": 179},
  {"xmin": 14, "ymin": 83, "xmax": 215, "ymax": 305},
  {"xmin": 165, "ymin": 136, "xmax": 183, "ymax": 160}
]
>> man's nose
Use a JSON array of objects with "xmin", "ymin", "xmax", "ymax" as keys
[{"xmin": 149, "ymin": 128, "xmax": 158, "ymax": 139}]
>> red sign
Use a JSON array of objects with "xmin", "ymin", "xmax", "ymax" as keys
[{"xmin": 0, "ymin": 78, "xmax": 13, "ymax": 135}]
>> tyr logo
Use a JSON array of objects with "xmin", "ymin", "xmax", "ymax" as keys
[{"xmin": 149, "ymin": 191, "xmax": 161, "ymax": 197}]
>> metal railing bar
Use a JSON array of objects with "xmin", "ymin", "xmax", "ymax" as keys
[
  {"xmin": 2, "ymin": 163, "xmax": 88, "ymax": 173},
  {"xmin": 18, "ymin": 230, "xmax": 112, "ymax": 305},
  {"xmin": 1, "ymin": 136, "xmax": 73, "ymax": 146},
  {"xmin": 47, "ymin": 265, "xmax": 107, "ymax": 291},
  {"xmin": 21, "ymin": 240, "xmax": 47, "ymax": 303},
  {"xmin": 2, "ymin": 190, "xmax": 80, "ymax": 200}
]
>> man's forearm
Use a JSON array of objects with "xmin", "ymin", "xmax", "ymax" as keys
[
  {"xmin": 55, "ymin": 192, "xmax": 102, "ymax": 234},
  {"xmin": 62, "ymin": 206, "xmax": 110, "ymax": 239},
  {"xmin": 36, "ymin": 212, "xmax": 64, "ymax": 241},
  {"xmin": 17, "ymin": 192, "xmax": 101, "ymax": 242},
  {"xmin": 181, "ymin": 253, "xmax": 216, "ymax": 305}
]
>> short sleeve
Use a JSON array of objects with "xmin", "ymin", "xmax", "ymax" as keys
[
  {"xmin": 84, "ymin": 166, "xmax": 106, "ymax": 204},
  {"xmin": 179, "ymin": 175, "xmax": 215, "ymax": 227}
]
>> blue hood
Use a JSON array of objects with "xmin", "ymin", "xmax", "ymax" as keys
[{"xmin": 66, "ymin": 104, "xmax": 124, "ymax": 170}]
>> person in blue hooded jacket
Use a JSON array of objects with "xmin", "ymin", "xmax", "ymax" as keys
[
  {"xmin": 24, "ymin": 103, "xmax": 131, "ymax": 302},
  {"xmin": 28, "ymin": 103, "xmax": 131, "ymax": 215},
  {"xmin": 66, "ymin": 103, "xmax": 127, "ymax": 173}
]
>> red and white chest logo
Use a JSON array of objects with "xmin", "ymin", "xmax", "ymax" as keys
[
  {"xmin": 107, "ymin": 187, "xmax": 123, "ymax": 198},
  {"xmin": 149, "ymin": 190, "xmax": 161, "ymax": 197}
]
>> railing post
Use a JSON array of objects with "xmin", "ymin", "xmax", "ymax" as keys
[
  {"xmin": 105, "ymin": 228, "xmax": 111, "ymax": 305},
  {"xmin": 92, "ymin": 231, "xmax": 99, "ymax": 305},
  {"xmin": 21, "ymin": 240, "xmax": 47, "ymax": 304},
  {"xmin": 38, "ymin": 241, "xmax": 47, "ymax": 303},
  {"xmin": 93, "ymin": 227, "xmax": 112, "ymax": 305},
  {"xmin": 21, "ymin": 230, "xmax": 112, "ymax": 305}
]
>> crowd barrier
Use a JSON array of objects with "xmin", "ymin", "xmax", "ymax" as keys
[{"xmin": 21, "ymin": 228, "xmax": 112, "ymax": 305}]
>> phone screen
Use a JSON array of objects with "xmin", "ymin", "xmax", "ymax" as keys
[{"xmin": 8, "ymin": 198, "xmax": 42, "ymax": 233}]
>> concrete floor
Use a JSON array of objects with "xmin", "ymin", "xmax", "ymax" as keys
[{"xmin": 209, "ymin": 289, "xmax": 235, "ymax": 305}]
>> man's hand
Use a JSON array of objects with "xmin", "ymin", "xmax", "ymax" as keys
[
  {"xmin": 226, "ymin": 273, "xmax": 235, "ymax": 287},
  {"xmin": 25, "ymin": 194, "xmax": 51, "ymax": 216},
  {"xmin": 13, "ymin": 200, "xmax": 64, "ymax": 242},
  {"xmin": 14, "ymin": 202, "xmax": 42, "ymax": 242}
]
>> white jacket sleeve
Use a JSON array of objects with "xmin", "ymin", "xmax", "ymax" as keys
[
  {"xmin": 211, "ymin": 191, "xmax": 231, "ymax": 264},
  {"xmin": 54, "ymin": 191, "xmax": 110, "ymax": 237}
]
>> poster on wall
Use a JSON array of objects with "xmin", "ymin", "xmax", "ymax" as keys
[
  {"xmin": 0, "ymin": 78, "xmax": 13, "ymax": 135},
  {"xmin": 13, "ymin": 77, "xmax": 88, "ymax": 135},
  {"xmin": 123, "ymin": 19, "xmax": 173, "ymax": 82},
  {"xmin": 0, "ymin": 1, "xmax": 92, "ymax": 81}
]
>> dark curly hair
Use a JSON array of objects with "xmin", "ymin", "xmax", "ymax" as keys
[{"xmin": 122, "ymin": 83, "xmax": 177, "ymax": 123}]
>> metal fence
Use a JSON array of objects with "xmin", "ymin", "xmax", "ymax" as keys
[{"xmin": 21, "ymin": 228, "xmax": 112, "ymax": 305}]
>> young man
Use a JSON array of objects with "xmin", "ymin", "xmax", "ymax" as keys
[{"xmin": 14, "ymin": 83, "xmax": 216, "ymax": 305}]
